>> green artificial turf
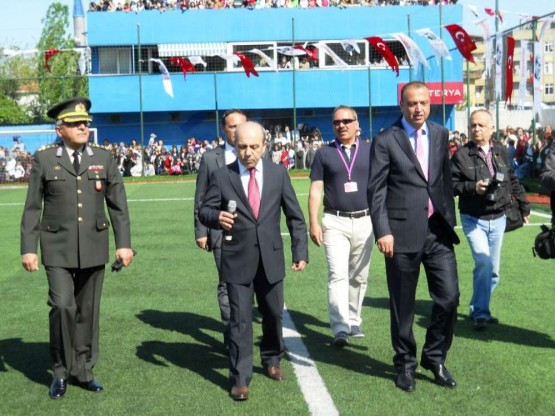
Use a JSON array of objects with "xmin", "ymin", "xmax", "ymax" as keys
[{"xmin": 0, "ymin": 177, "xmax": 553, "ymax": 415}]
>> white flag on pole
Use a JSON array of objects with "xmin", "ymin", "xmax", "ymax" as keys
[
  {"xmin": 494, "ymin": 35, "xmax": 503, "ymax": 100},
  {"xmin": 533, "ymin": 42, "xmax": 542, "ymax": 121},
  {"xmin": 415, "ymin": 28, "xmax": 451, "ymax": 62},
  {"xmin": 518, "ymin": 40, "xmax": 528, "ymax": 109},
  {"xmin": 150, "ymin": 58, "xmax": 174, "ymax": 98},
  {"xmin": 392, "ymin": 33, "xmax": 430, "ymax": 69}
]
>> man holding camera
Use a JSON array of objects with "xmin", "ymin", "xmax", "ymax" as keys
[{"xmin": 451, "ymin": 109, "xmax": 529, "ymax": 330}]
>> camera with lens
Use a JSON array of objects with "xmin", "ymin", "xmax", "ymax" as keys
[{"xmin": 484, "ymin": 173, "xmax": 504, "ymax": 203}]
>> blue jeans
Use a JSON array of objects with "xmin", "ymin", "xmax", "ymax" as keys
[{"xmin": 460, "ymin": 213, "xmax": 506, "ymax": 320}]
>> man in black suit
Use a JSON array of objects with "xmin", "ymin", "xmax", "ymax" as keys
[
  {"xmin": 367, "ymin": 81, "xmax": 460, "ymax": 392},
  {"xmin": 194, "ymin": 109, "xmax": 247, "ymax": 347},
  {"xmin": 199, "ymin": 121, "xmax": 308, "ymax": 401}
]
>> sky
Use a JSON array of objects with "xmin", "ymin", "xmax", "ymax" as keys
[
  {"xmin": 1, "ymin": 0, "xmax": 75, "ymax": 50},
  {"xmin": 0, "ymin": 0, "xmax": 553, "ymax": 50}
]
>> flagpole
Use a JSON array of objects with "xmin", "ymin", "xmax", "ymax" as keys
[
  {"xmin": 368, "ymin": 64, "xmax": 373, "ymax": 140},
  {"xmin": 214, "ymin": 72, "xmax": 220, "ymax": 138},
  {"xmin": 137, "ymin": 23, "xmax": 144, "ymax": 177},
  {"xmin": 466, "ymin": 59, "xmax": 471, "ymax": 125},
  {"xmin": 531, "ymin": 19, "xmax": 537, "ymax": 147},
  {"xmin": 292, "ymin": 18, "xmax": 297, "ymax": 150},
  {"xmin": 407, "ymin": 14, "xmax": 412, "ymax": 82},
  {"xmin": 440, "ymin": 1, "xmax": 446, "ymax": 125},
  {"xmin": 495, "ymin": 0, "xmax": 500, "ymax": 141}
]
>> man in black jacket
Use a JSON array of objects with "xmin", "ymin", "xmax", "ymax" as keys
[
  {"xmin": 539, "ymin": 139, "xmax": 555, "ymax": 224},
  {"xmin": 451, "ymin": 109, "xmax": 530, "ymax": 330}
]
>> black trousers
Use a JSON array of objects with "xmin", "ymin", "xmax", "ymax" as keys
[
  {"xmin": 226, "ymin": 261, "xmax": 284, "ymax": 387},
  {"xmin": 46, "ymin": 265, "xmax": 105, "ymax": 381},
  {"xmin": 212, "ymin": 246, "xmax": 230, "ymax": 340},
  {"xmin": 385, "ymin": 221, "xmax": 459, "ymax": 371}
]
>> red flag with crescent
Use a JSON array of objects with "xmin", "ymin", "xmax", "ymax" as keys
[
  {"xmin": 234, "ymin": 53, "xmax": 259, "ymax": 78},
  {"xmin": 505, "ymin": 36, "xmax": 515, "ymax": 104},
  {"xmin": 170, "ymin": 57, "xmax": 196, "ymax": 80},
  {"xmin": 365, "ymin": 36, "xmax": 399, "ymax": 76},
  {"xmin": 294, "ymin": 45, "xmax": 318, "ymax": 62},
  {"xmin": 445, "ymin": 24, "xmax": 477, "ymax": 63},
  {"xmin": 485, "ymin": 8, "xmax": 503, "ymax": 23},
  {"xmin": 44, "ymin": 48, "xmax": 61, "ymax": 72}
]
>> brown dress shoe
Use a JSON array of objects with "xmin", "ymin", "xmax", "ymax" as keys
[
  {"xmin": 230, "ymin": 386, "xmax": 249, "ymax": 401},
  {"xmin": 265, "ymin": 366, "xmax": 284, "ymax": 381}
]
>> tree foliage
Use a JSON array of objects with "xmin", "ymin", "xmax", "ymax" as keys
[
  {"xmin": 0, "ymin": 2, "xmax": 88, "ymax": 125},
  {"xmin": 36, "ymin": 2, "xmax": 88, "ymax": 121},
  {"xmin": 0, "ymin": 96, "xmax": 32, "ymax": 124}
]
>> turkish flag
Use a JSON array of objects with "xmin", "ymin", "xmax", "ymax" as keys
[
  {"xmin": 505, "ymin": 36, "xmax": 515, "ymax": 104},
  {"xmin": 44, "ymin": 48, "xmax": 61, "ymax": 72},
  {"xmin": 233, "ymin": 53, "xmax": 259, "ymax": 78},
  {"xmin": 170, "ymin": 57, "xmax": 196, "ymax": 79},
  {"xmin": 365, "ymin": 36, "xmax": 399, "ymax": 76},
  {"xmin": 445, "ymin": 24, "xmax": 477, "ymax": 63},
  {"xmin": 294, "ymin": 45, "xmax": 318, "ymax": 62},
  {"xmin": 485, "ymin": 8, "xmax": 503, "ymax": 23}
]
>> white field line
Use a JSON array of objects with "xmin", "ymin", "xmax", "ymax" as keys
[{"xmin": 283, "ymin": 306, "xmax": 339, "ymax": 416}]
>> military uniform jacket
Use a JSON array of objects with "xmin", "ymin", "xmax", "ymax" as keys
[{"xmin": 20, "ymin": 143, "xmax": 132, "ymax": 269}]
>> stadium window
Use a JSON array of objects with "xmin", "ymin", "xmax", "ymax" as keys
[
  {"xmin": 545, "ymin": 84, "xmax": 554, "ymax": 96},
  {"xmin": 545, "ymin": 42, "xmax": 553, "ymax": 53},
  {"xmin": 98, "ymin": 47, "xmax": 132, "ymax": 75},
  {"xmin": 545, "ymin": 62, "xmax": 553, "ymax": 75},
  {"xmin": 230, "ymin": 42, "xmax": 277, "ymax": 72}
]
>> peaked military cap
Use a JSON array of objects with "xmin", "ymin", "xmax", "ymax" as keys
[{"xmin": 47, "ymin": 97, "xmax": 93, "ymax": 123}]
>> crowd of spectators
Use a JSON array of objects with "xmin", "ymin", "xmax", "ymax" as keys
[
  {"xmin": 96, "ymin": 122, "xmax": 325, "ymax": 179},
  {"xmin": 3, "ymin": 121, "xmax": 550, "ymax": 183},
  {"xmin": 0, "ymin": 137, "xmax": 33, "ymax": 183},
  {"xmin": 88, "ymin": 0, "xmax": 457, "ymax": 12}
]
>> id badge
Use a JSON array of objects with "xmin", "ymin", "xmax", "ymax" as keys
[{"xmin": 344, "ymin": 181, "xmax": 358, "ymax": 193}]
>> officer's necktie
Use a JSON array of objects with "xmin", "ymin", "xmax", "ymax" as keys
[{"xmin": 73, "ymin": 150, "xmax": 80, "ymax": 174}]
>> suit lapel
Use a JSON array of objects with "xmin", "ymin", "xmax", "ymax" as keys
[
  {"xmin": 215, "ymin": 146, "xmax": 226, "ymax": 168},
  {"xmin": 56, "ymin": 146, "xmax": 77, "ymax": 176},
  {"xmin": 78, "ymin": 145, "xmax": 93, "ymax": 175},
  {"xmin": 258, "ymin": 160, "xmax": 273, "ymax": 220},
  {"xmin": 428, "ymin": 123, "xmax": 440, "ymax": 183}
]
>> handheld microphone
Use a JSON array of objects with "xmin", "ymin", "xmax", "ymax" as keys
[{"xmin": 225, "ymin": 200, "xmax": 237, "ymax": 241}]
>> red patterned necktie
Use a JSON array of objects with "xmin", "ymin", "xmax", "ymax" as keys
[
  {"xmin": 415, "ymin": 129, "xmax": 434, "ymax": 217},
  {"xmin": 248, "ymin": 168, "xmax": 260, "ymax": 219}
]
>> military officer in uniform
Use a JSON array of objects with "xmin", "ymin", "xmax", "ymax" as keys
[{"xmin": 20, "ymin": 97, "xmax": 134, "ymax": 399}]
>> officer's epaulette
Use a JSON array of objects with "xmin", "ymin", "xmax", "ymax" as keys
[{"xmin": 37, "ymin": 143, "xmax": 62, "ymax": 152}]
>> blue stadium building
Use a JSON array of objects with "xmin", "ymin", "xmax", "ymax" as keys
[{"xmin": 86, "ymin": 5, "xmax": 464, "ymax": 145}]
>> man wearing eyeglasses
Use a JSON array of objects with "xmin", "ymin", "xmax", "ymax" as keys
[
  {"xmin": 194, "ymin": 109, "xmax": 247, "ymax": 350},
  {"xmin": 308, "ymin": 105, "xmax": 373, "ymax": 348},
  {"xmin": 20, "ymin": 97, "xmax": 134, "ymax": 399},
  {"xmin": 367, "ymin": 82, "xmax": 460, "ymax": 393}
]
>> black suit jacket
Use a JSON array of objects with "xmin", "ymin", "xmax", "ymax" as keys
[
  {"xmin": 194, "ymin": 145, "xmax": 226, "ymax": 250},
  {"xmin": 199, "ymin": 160, "xmax": 308, "ymax": 284},
  {"xmin": 367, "ymin": 118, "xmax": 459, "ymax": 253}
]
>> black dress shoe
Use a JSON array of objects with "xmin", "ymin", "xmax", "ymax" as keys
[
  {"xmin": 421, "ymin": 362, "xmax": 456, "ymax": 388},
  {"xmin": 395, "ymin": 370, "xmax": 416, "ymax": 392},
  {"xmin": 74, "ymin": 379, "xmax": 104, "ymax": 392},
  {"xmin": 230, "ymin": 386, "xmax": 249, "ymax": 401},
  {"xmin": 49, "ymin": 378, "xmax": 67, "ymax": 399}
]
